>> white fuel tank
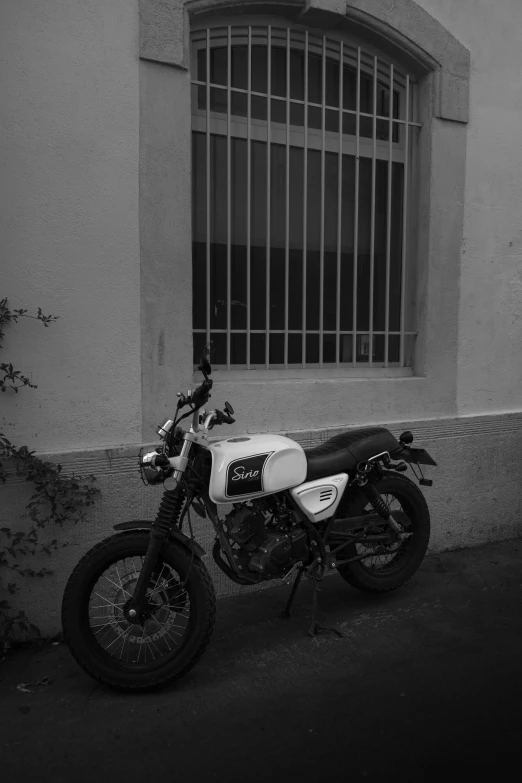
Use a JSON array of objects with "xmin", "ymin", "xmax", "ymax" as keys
[{"xmin": 208, "ymin": 434, "xmax": 307, "ymax": 504}]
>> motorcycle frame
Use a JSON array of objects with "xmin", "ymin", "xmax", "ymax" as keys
[{"xmin": 130, "ymin": 389, "xmax": 432, "ymax": 613}]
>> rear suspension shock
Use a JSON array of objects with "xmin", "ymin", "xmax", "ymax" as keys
[
  {"xmin": 362, "ymin": 482, "xmax": 390, "ymax": 520},
  {"xmin": 362, "ymin": 481, "xmax": 406, "ymax": 537}
]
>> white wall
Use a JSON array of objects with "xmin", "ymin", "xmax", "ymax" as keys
[
  {"xmin": 0, "ymin": 0, "xmax": 141, "ymax": 453},
  {"xmin": 3, "ymin": 0, "xmax": 522, "ymax": 451},
  {"xmin": 415, "ymin": 0, "xmax": 522, "ymax": 416}
]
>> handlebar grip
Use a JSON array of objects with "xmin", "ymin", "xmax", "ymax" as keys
[
  {"xmin": 222, "ymin": 414, "xmax": 235, "ymax": 424},
  {"xmin": 191, "ymin": 379, "xmax": 213, "ymax": 409}
]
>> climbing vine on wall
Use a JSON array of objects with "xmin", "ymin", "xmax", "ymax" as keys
[{"xmin": 0, "ymin": 298, "xmax": 99, "ymax": 647}]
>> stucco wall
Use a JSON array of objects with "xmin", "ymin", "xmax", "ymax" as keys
[
  {"xmin": 1, "ymin": 0, "xmax": 141, "ymax": 453},
  {"xmin": 413, "ymin": 0, "xmax": 522, "ymax": 415}
]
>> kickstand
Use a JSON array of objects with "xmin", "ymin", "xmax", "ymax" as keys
[
  {"xmin": 307, "ymin": 573, "xmax": 343, "ymax": 638},
  {"xmin": 280, "ymin": 567, "xmax": 305, "ymax": 619}
]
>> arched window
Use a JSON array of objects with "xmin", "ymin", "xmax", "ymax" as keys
[{"xmin": 191, "ymin": 20, "xmax": 419, "ymax": 371}]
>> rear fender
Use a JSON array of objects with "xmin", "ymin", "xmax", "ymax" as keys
[
  {"xmin": 113, "ymin": 521, "xmax": 206, "ymax": 557},
  {"xmin": 391, "ymin": 446, "xmax": 437, "ymax": 467}
]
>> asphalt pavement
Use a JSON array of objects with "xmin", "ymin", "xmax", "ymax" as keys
[{"xmin": 1, "ymin": 538, "xmax": 522, "ymax": 782}]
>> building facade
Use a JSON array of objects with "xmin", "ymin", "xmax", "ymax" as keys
[{"xmin": 2, "ymin": 0, "xmax": 522, "ymax": 636}]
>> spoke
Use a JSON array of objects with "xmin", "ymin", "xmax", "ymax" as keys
[
  {"xmin": 114, "ymin": 563, "xmax": 131, "ymax": 597},
  {"xmin": 147, "ymin": 582, "xmax": 188, "ymax": 601},
  {"xmin": 150, "ymin": 573, "xmax": 185, "ymax": 592},
  {"xmin": 155, "ymin": 563, "xmax": 170, "ymax": 587},
  {"xmin": 161, "ymin": 628, "xmax": 182, "ymax": 648},
  {"xmin": 147, "ymin": 603, "xmax": 187, "ymax": 620},
  {"xmin": 91, "ymin": 618, "xmax": 120, "ymax": 630},
  {"xmin": 159, "ymin": 627, "xmax": 173, "ymax": 653},
  {"xmin": 161, "ymin": 624, "xmax": 184, "ymax": 634},
  {"xmin": 90, "ymin": 610, "xmax": 121, "ymax": 630},
  {"xmin": 161, "ymin": 619, "xmax": 187, "ymax": 645},
  {"xmin": 144, "ymin": 635, "xmax": 162, "ymax": 661},
  {"xmin": 105, "ymin": 625, "xmax": 132, "ymax": 654},
  {"xmin": 93, "ymin": 592, "xmax": 126, "ymax": 609},
  {"xmin": 166, "ymin": 605, "xmax": 190, "ymax": 615},
  {"xmin": 94, "ymin": 622, "xmax": 121, "ymax": 646},
  {"xmin": 131, "ymin": 556, "xmax": 143, "ymax": 584},
  {"xmin": 119, "ymin": 626, "xmax": 133, "ymax": 661},
  {"xmin": 149, "ymin": 611, "xmax": 185, "ymax": 636},
  {"xmin": 102, "ymin": 575, "xmax": 133, "ymax": 597},
  {"xmin": 106, "ymin": 626, "xmax": 131, "ymax": 650},
  {"xmin": 168, "ymin": 585, "xmax": 188, "ymax": 597}
]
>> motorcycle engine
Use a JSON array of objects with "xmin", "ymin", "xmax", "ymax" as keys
[{"xmin": 223, "ymin": 499, "xmax": 310, "ymax": 578}]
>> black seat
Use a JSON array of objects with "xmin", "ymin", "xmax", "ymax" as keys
[{"xmin": 304, "ymin": 427, "xmax": 400, "ymax": 481}]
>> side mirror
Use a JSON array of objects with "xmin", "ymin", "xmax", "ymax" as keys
[
  {"xmin": 198, "ymin": 343, "xmax": 212, "ymax": 377},
  {"xmin": 224, "ymin": 401, "xmax": 234, "ymax": 415}
]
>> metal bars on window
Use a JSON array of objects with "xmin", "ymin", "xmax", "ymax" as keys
[
  {"xmin": 191, "ymin": 24, "xmax": 420, "ymax": 370},
  {"xmin": 302, "ymin": 30, "xmax": 309, "ymax": 369},
  {"xmin": 246, "ymin": 26, "xmax": 252, "ymax": 367},
  {"xmin": 265, "ymin": 25, "xmax": 272, "ymax": 369},
  {"xmin": 352, "ymin": 45, "xmax": 360, "ymax": 369}
]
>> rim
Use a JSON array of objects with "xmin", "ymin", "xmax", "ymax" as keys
[
  {"xmin": 354, "ymin": 491, "xmax": 414, "ymax": 574},
  {"xmin": 86, "ymin": 555, "xmax": 191, "ymax": 667}
]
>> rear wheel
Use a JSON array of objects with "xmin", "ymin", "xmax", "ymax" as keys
[
  {"xmin": 334, "ymin": 472, "xmax": 430, "ymax": 593},
  {"xmin": 62, "ymin": 531, "xmax": 216, "ymax": 691}
]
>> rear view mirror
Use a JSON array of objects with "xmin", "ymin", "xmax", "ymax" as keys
[{"xmin": 198, "ymin": 342, "xmax": 212, "ymax": 376}]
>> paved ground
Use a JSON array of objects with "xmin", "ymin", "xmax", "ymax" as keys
[{"xmin": 1, "ymin": 538, "xmax": 522, "ymax": 783}]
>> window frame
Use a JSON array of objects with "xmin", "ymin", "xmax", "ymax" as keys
[{"xmin": 189, "ymin": 15, "xmax": 421, "ymax": 378}]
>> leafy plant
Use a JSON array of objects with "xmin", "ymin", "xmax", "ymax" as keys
[
  {"xmin": 0, "ymin": 298, "xmax": 58, "ymax": 393},
  {"xmin": 0, "ymin": 298, "xmax": 99, "ymax": 647}
]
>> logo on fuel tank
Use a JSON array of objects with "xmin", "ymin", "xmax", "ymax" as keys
[{"xmin": 225, "ymin": 452, "xmax": 273, "ymax": 498}]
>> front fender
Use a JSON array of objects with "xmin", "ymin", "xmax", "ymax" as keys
[{"xmin": 113, "ymin": 521, "xmax": 206, "ymax": 557}]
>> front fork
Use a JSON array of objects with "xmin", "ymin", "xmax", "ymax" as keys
[{"xmin": 124, "ymin": 441, "xmax": 192, "ymax": 623}]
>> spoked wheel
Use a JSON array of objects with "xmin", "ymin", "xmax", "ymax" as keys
[
  {"xmin": 334, "ymin": 472, "xmax": 431, "ymax": 593},
  {"xmin": 88, "ymin": 557, "xmax": 189, "ymax": 666},
  {"xmin": 62, "ymin": 531, "xmax": 216, "ymax": 691}
]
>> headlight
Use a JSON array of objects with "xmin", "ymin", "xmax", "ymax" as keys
[
  {"xmin": 157, "ymin": 419, "xmax": 174, "ymax": 439},
  {"xmin": 139, "ymin": 449, "xmax": 165, "ymax": 486}
]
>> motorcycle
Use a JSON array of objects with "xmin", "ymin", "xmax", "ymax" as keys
[{"xmin": 62, "ymin": 350, "xmax": 437, "ymax": 691}]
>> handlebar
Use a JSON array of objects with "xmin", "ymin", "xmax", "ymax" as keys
[
  {"xmin": 204, "ymin": 409, "xmax": 235, "ymax": 429},
  {"xmin": 190, "ymin": 378, "xmax": 213, "ymax": 410},
  {"xmin": 175, "ymin": 364, "xmax": 236, "ymax": 432}
]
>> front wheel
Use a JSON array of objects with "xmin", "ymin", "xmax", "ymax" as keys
[
  {"xmin": 334, "ymin": 472, "xmax": 431, "ymax": 593},
  {"xmin": 62, "ymin": 531, "xmax": 216, "ymax": 691}
]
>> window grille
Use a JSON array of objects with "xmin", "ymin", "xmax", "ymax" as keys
[{"xmin": 190, "ymin": 23, "xmax": 420, "ymax": 371}]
